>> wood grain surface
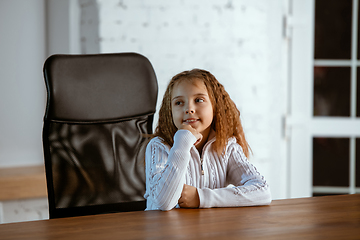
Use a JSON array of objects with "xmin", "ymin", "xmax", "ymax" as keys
[
  {"xmin": 0, "ymin": 165, "xmax": 47, "ymax": 200},
  {"xmin": 0, "ymin": 194, "xmax": 359, "ymax": 240}
]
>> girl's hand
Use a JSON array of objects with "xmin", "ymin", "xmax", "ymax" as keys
[
  {"xmin": 178, "ymin": 184, "xmax": 200, "ymax": 208},
  {"xmin": 179, "ymin": 123, "xmax": 203, "ymax": 146}
]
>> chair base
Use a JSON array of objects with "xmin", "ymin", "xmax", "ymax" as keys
[{"xmin": 49, "ymin": 200, "xmax": 147, "ymax": 219}]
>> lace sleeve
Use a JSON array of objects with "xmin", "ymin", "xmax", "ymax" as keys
[
  {"xmin": 227, "ymin": 144, "xmax": 270, "ymax": 196},
  {"xmin": 197, "ymin": 143, "xmax": 271, "ymax": 208}
]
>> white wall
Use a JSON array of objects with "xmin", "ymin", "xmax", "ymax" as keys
[
  {"xmin": 47, "ymin": 0, "xmax": 81, "ymax": 55},
  {"xmin": 86, "ymin": 0, "xmax": 288, "ymax": 199},
  {"xmin": 0, "ymin": 0, "xmax": 49, "ymax": 224},
  {"xmin": 0, "ymin": 0, "xmax": 288, "ymax": 198},
  {"xmin": 0, "ymin": 198, "xmax": 48, "ymax": 224},
  {"xmin": 0, "ymin": 0, "xmax": 290, "ymax": 224},
  {"xmin": 0, "ymin": 0, "xmax": 46, "ymax": 168},
  {"xmin": 0, "ymin": 0, "xmax": 84, "ymax": 224}
]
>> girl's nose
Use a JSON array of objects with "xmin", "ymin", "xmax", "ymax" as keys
[
  {"xmin": 185, "ymin": 102, "xmax": 195, "ymax": 114},
  {"xmin": 185, "ymin": 108, "xmax": 195, "ymax": 114}
]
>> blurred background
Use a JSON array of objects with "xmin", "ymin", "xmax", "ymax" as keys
[{"xmin": 0, "ymin": 0, "xmax": 359, "ymax": 223}]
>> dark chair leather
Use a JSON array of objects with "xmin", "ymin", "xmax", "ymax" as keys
[{"xmin": 42, "ymin": 53, "xmax": 158, "ymax": 218}]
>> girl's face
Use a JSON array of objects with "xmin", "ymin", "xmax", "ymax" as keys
[{"xmin": 171, "ymin": 78, "xmax": 213, "ymax": 140}]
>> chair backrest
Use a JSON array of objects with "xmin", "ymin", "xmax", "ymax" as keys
[{"xmin": 42, "ymin": 53, "xmax": 158, "ymax": 218}]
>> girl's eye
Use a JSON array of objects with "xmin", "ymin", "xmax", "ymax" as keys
[
  {"xmin": 195, "ymin": 98, "xmax": 204, "ymax": 103},
  {"xmin": 175, "ymin": 101, "xmax": 182, "ymax": 106}
]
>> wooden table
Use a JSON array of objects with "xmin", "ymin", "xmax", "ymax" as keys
[{"xmin": 1, "ymin": 194, "xmax": 359, "ymax": 240}]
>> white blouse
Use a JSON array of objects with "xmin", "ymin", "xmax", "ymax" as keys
[{"xmin": 144, "ymin": 130, "xmax": 271, "ymax": 211}]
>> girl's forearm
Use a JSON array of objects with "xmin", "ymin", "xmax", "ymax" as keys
[{"xmin": 145, "ymin": 130, "xmax": 197, "ymax": 210}]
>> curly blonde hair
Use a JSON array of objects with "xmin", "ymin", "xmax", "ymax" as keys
[{"xmin": 153, "ymin": 69, "xmax": 250, "ymax": 157}]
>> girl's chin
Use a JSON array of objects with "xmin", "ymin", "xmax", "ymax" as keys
[{"xmin": 187, "ymin": 122, "xmax": 198, "ymax": 127}]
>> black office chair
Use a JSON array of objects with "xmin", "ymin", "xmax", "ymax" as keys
[{"xmin": 42, "ymin": 53, "xmax": 158, "ymax": 218}]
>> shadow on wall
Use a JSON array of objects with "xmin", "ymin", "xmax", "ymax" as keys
[{"xmin": 80, "ymin": 0, "xmax": 100, "ymax": 54}]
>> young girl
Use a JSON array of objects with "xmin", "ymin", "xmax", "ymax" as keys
[{"xmin": 144, "ymin": 69, "xmax": 271, "ymax": 211}]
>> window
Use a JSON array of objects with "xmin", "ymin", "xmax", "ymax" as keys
[{"xmin": 312, "ymin": 0, "xmax": 360, "ymax": 195}]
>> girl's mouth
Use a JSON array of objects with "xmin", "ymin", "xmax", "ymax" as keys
[{"xmin": 183, "ymin": 119, "xmax": 198, "ymax": 123}]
